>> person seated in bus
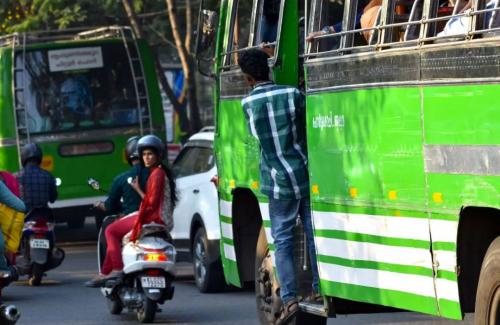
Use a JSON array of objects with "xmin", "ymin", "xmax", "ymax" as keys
[
  {"xmin": 306, "ymin": 0, "xmax": 371, "ymax": 43},
  {"xmin": 17, "ymin": 143, "xmax": 58, "ymax": 215},
  {"xmin": 260, "ymin": 0, "xmax": 281, "ymax": 43},
  {"xmin": 238, "ymin": 49, "xmax": 320, "ymax": 325},
  {"xmin": 60, "ymin": 74, "xmax": 94, "ymax": 129},
  {"xmin": 438, "ymin": 0, "xmax": 498, "ymax": 37},
  {"xmin": 93, "ymin": 136, "xmax": 149, "ymax": 216},
  {"xmin": 360, "ymin": 0, "xmax": 382, "ymax": 42},
  {"xmin": 85, "ymin": 135, "xmax": 177, "ymax": 288}
]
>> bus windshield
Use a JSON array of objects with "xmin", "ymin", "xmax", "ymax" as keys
[{"xmin": 16, "ymin": 43, "xmax": 139, "ymax": 134}]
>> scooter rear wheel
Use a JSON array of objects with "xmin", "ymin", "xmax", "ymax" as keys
[
  {"xmin": 28, "ymin": 264, "xmax": 43, "ymax": 286},
  {"xmin": 137, "ymin": 297, "xmax": 156, "ymax": 323}
]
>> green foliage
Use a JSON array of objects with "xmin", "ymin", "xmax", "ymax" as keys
[{"xmin": 0, "ymin": 0, "xmax": 127, "ymax": 35}]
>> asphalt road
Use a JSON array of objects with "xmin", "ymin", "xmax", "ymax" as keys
[{"xmin": 1, "ymin": 219, "xmax": 476, "ymax": 325}]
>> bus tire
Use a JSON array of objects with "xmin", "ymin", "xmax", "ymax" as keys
[{"xmin": 474, "ymin": 236, "xmax": 500, "ymax": 325}]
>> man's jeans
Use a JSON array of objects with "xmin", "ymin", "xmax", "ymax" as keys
[{"xmin": 269, "ymin": 196, "xmax": 319, "ymax": 304}]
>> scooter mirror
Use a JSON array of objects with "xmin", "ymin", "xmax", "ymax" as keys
[
  {"xmin": 87, "ymin": 177, "xmax": 101, "ymax": 191},
  {"xmin": 55, "ymin": 178, "xmax": 62, "ymax": 186}
]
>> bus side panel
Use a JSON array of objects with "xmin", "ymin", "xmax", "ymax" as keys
[
  {"xmin": 423, "ymin": 83, "xmax": 500, "ymax": 319},
  {"xmin": 216, "ymin": 98, "xmax": 262, "ymax": 286},
  {"xmin": 219, "ymin": 192, "xmax": 242, "ymax": 287},
  {"xmin": 306, "ymin": 87, "xmax": 446, "ymax": 317}
]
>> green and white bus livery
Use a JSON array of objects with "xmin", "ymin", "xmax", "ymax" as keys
[{"xmin": 0, "ymin": 27, "xmax": 165, "ymax": 228}]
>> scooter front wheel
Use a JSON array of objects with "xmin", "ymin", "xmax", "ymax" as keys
[
  {"xmin": 106, "ymin": 297, "xmax": 123, "ymax": 315},
  {"xmin": 137, "ymin": 297, "xmax": 156, "ymax": 323}
]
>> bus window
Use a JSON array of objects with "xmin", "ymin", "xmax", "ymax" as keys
[
  {"xmin": 255, "ymin": 0, "xmax": 281, "ymax": 45},
  {"xmin": 380, "ymin": 0, "xmax": 422, "ymax": 45},
  {"xmin": 307, "ymin": 0, "xmax": 346, "ymax": 53},
  {"xmin": 16, "ymin": 43, "xmax": 139, "ymax": 134},
  {"xmin": 228, "ymin": 0, "xmax": 254, "ymax": 66}
]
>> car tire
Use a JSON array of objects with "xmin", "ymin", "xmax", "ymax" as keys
[
  {"xmin": 192, "ymin": 227, "xmax": 225, "ymax": 293},
  {"xmin": 474, "ymin": 236, "xmax": 500, "ymax": 325},
  {"xmin": 67, "ymin": 216, "xmax": 85, "ymax": 229}
]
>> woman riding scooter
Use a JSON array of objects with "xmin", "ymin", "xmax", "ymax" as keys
[{"xmin": 86, "ymin": 135, "xmax": 177, "ymax": 286}]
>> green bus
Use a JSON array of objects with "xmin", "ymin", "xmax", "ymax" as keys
[
  {"xmin": 197, "ymin": 0, "xmax": 500, "ymax": 323},
  {"xmin": 0, "ymin": 26, "xmax": 165, "ymax": 228}
]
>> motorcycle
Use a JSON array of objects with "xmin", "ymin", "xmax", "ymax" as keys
[
  {"xmin": 18, "ymin": 207, "xmax": 65, "ymax": 286},
  {"xmin": 89, "ymin": 177, "xmax": 176, "ymax": 323}
]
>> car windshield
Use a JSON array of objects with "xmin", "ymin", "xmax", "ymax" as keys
[{"xmin": 16, "ymin": 43, "xmax": 140, "ymax": 134}]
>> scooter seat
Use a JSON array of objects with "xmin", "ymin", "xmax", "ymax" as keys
[{"xmin": 121, "ymin": 223, "xmax": 170, "ymax": 246}]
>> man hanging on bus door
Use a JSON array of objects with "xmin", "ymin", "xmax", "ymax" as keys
[{"xmin": 238, "ymin": 49, "xmax": 320, "ymax": 325}]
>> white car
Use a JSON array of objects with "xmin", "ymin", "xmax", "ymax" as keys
[{"xmin": 171, "ymin": 128, "xmax": 225, "ymax": 292}]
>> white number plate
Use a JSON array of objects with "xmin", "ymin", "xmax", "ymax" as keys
[
  {"xmin": 30, "ymin": 239, "xmax": 49, "ymax": 249},
  {"xmin": 141, "ymin": 276, "xmax": 166, "ymax": 288}
]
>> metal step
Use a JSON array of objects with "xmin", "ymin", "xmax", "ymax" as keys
[{"xmin": 298, "ymin": 302, "xmax": 330, "ymax": 318}]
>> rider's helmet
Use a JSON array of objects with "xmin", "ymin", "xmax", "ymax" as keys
[
  {"xmin": 21, "ymin": 143, "xmax": 42, "ymax": 167},
  {"xmin": 125, "ymin": 136, "xmax": 141, "ymax": 165},
  {"xmin": 137, "ymin": 135, "xmax": 165, "ymax": 160}
]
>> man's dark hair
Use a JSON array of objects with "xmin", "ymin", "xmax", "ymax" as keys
[{"xmin": 238, "ymin": 49, "xmax": 270, "ymax": 82}]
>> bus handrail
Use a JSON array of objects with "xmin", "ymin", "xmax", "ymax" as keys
[
  {"xmin": 0, "ymin": 26, "xmax": 134, "ymax": 48},
  {"xmin": 305, "ymin": 5, "xmax": 500, "ymax": 58}
]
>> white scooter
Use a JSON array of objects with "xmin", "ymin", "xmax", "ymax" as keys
[{"xmin": 89, "ymin": 178, "xmax": 176, "ymax": 323}]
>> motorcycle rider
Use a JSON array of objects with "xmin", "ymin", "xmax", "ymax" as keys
[
  {"xmin": 85, "ymin": 135, "xmax": 176, "ymax": 287},
  {"xmin": 16, "ymin": 143, "xmax": 57, "ymax": 214},
  {"xmin": 0, "ymin": 173, "xmax": 25, "ymax": 280},
  {"xmin": 94, "ymin": 136, "xmax": 149, "ymax": 216},
  {"xmin": 16, "ymin": 143, "xmax": 58, "ymax": 276}
]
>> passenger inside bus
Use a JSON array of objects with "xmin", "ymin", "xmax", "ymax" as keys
[
  {"xmin": 258, "ymin": 0, "xmax": 280, "ymax": 44},
  {"xmin": 437, "ymin": 0, "xmax": 499, "ymax": 37},
  {"xmin": 306, "ymin": 0, "xmax": 370, "ymax": 44}
]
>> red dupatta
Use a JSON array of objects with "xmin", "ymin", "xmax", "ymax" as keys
[{"xmin": 130, "ymin": 166, "xmax": 166, "ymax": 241}]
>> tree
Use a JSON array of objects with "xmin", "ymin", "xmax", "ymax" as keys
[{"xmin": 165, "ymin": 0, "xmax": 201, "ymax": 133}]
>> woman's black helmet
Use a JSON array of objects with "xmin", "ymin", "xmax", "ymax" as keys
[
  {"xmin": 21, "ymin": 143, "xmax": 42, "ymax": 167},
  {"xmin": 125, "ymin": 136, "xmax": 141, "ymax": 165},
  {"xmin": 137, "ymin": 135, "xmax": 165, "ymax": 160}
]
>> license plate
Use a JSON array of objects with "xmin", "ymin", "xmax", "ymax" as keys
[
  {"xmin": 141, "ymin": 276, "xmax": 166, "ymax": 288},
  {"xmin": 30, "ymin": 239, "xmax": 49, "ymax": 249}
]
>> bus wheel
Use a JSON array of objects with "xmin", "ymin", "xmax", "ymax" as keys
[
  {"xmin": 255, "ymin": 227, "xmax": 280, "ymax": 324},
  {"xmin": 474, "ymin": 236, "xmax": 500, "ymax": 325}
]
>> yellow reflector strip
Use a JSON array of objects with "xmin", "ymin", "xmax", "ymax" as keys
[
  {"xmin": 349, "ymin": 187, "xmax": 358, "ymax": 198},
  {"xmin": 388, "ymin": 190, "xmax": 397, "ymax": 200},
  {"xmin": 41, "ymin": 156, "xmax": 54, "ymax": 172},
  {"xmin": 433, "ymin": 192, "xmax": 443, "ymax": 203},
  {"xmin": 312, "ymin": 184, "xmax": 319, "ymax": 195}
]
